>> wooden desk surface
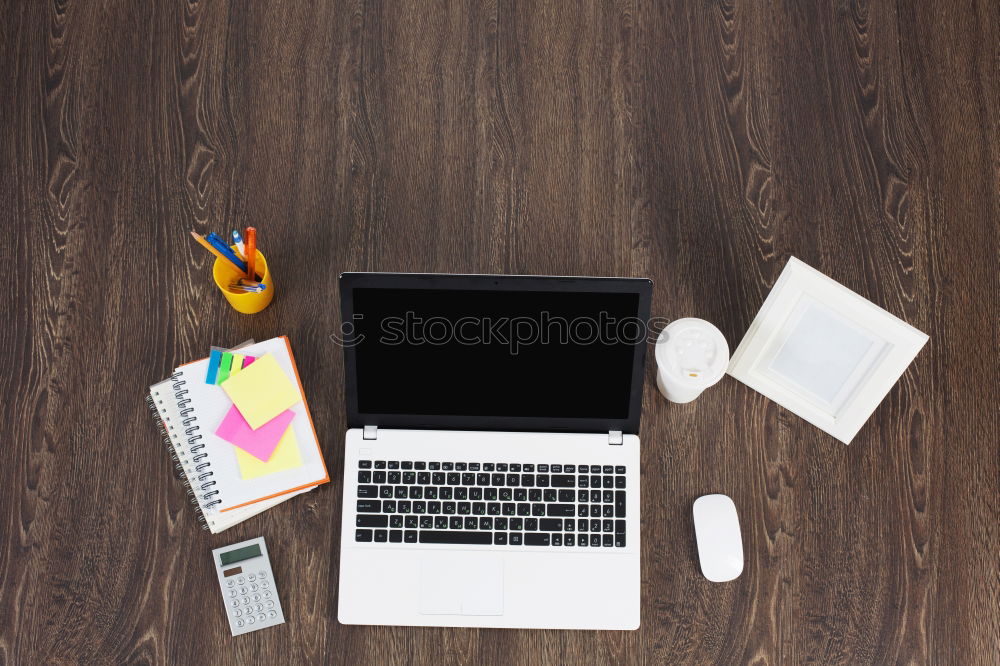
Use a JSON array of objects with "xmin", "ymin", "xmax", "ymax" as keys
[{"xmin": 2, "ymin": 2, "xmax": 997, "ymax": 664}]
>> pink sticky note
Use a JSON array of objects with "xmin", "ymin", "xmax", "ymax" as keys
[{"xmin": 215, "ymin": 405, "xmax": 296, "ymax": 462}]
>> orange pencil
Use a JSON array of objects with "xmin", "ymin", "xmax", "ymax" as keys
[
  {"xmin": 244, "ymin": 227, "xmax": 257, "ymax": 280},
  {"xmin": 189, "ymin": 231, "xmax": 246, "ymax": 275}
]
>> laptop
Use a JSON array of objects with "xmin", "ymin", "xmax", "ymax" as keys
[{"xmin": 337, "ymin": 273, "xmax": 652, "ymax": 630}]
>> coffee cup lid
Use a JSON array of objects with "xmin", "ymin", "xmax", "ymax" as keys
[{"xmin": 654, "ymin": 318, "xmax": 730, "ymax": 388}]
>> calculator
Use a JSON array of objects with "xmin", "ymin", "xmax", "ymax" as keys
[{"xmin": 212, "ymin": 537, "xmax": 285, "ymax": 636}]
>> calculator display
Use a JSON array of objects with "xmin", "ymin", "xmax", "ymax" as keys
[{"xmin": 220, "ymin": 544, "xmax": 262, "ymax": 565}]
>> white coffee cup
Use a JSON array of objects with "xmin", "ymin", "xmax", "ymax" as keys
[{"xmin": 655, "ymin": 318, "xmax": 730, "ymax": 403}]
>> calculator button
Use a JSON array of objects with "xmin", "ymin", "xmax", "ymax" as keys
[
  {"xmin": 232, "ymin": 608, "xmax": 241, "ymax": 617},
  {"xmin": 243, "ymin": 597, "xmax": 252, "ymax": 605},
  {"xmin": 253, "ymin": 594, "xmax": 261, "ymax": 602},
  {"xmin": 257, "ymin": 614, "xmax": 266, "ymax": 622},
  {"xmin": 263, "ymin": 591, "xmax": 271, "ymax": 598},
  {"xmin": 237, "ymin": 576, "xmax": 245, "ymax": 584},
  {"xmin": 260, "ymin": 581, "xmax": 269, "ymax": 588},
  {"xmin": 255, "ymin": 603, "xmax": 264, "ymax": 612},
  {"xmin": 230, "ymin": 599, "xmax": 240, "ymax": 608},
  {"xmin": 250, "ymin": 583, "xmax": 258, "ymax": 591},
  {"xmin": 258, "ymin": 571, "xmax": 267, "ymax": 578},
  {"xmin": 247, "ymin": 574, "xmax": 256, "ymax": 582},
  {"xmin": 226, "ymin": 580, "xmax": 235, "ymax": 588},
  {"xmin": 269, "ymin": 611, "xmax": 277, "ymax": 619},
  {"xmin": 229, "ymin": 589, "xmax": 238, "ymax": 597},
  {"xmin": 236, "ymin": 619, "xmax": 244, "ymax": 628},
  {"xmin": 246, "ymin": 616, "xmax": 254, "ymax": 625},
  {"xmin": 266, "ymin": 600, "xmax": 274, "ymax": 609},
  {"xmin": 239, "ymin": 586, "xmax": 247, "ymax": 594}
]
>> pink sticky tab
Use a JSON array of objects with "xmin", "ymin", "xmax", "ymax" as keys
[
  {"xmin": 215, "ymin": 405, "xmax": 295, "ymax": 462},
  {"xmin": 243, "ymin": 356, "xmax": 256, "ymax": 368}
]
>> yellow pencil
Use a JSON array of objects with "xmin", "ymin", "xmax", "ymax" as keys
[{"xmin": 189, "ymin": 231, "xmax": 246, "ymax": 275}]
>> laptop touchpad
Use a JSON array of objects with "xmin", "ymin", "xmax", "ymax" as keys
[{"xmin": 419, "ymin": 554, "xmax": 504, "ymax": 616}]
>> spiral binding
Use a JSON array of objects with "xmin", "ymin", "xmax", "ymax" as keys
[
  {"xmin": 171, "ymin": 372, "xmax": 223, "ymax": 511},
  {"xmin": 147, "ymin": 371, "xmax": 222, "ymax": 530}
]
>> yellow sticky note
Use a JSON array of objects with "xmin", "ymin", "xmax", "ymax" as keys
[
  {"xmin": 229, "ymin": 354, "xmax": 245, "ymax": 377},
  {"xmin": 221, "ymin": 353, "xmax": 301, "ymax": 429},
  {"xmin": 235, "ymin": 425, "xmax": 303, "ymax": 480}
]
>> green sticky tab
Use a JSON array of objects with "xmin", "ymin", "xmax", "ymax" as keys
[{"xmin": 217, "ymin": 352, "xmax": 234, "ymax": 384}]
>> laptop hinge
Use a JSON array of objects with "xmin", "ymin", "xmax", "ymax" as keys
[
  {"xmin": 363, "ymin": 425, "xmax": 378, "ymax": 440},
  {"xmin": 609, "ymin": 430, "xmax": 623, "ymax": 445}
]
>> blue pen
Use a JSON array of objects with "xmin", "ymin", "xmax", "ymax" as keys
[
  {"xmin": 206, "ymin": 233, "xmax": 247, "ymax": 270},
  {"xmin": 205, "ymin": 233, "xmax": 249, "ymax": 273},
  {"xmin": 230, "ymin": 230, "xmax": 246, "ymax": 259}
]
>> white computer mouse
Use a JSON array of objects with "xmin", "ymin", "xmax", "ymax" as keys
[{"xmin": 692, "ymin": 494, "xmax": 744, "ymax": 582}]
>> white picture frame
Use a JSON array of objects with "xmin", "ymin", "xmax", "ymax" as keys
[{"xmin": 727, "ymin": 257, "xmax": 929, "ymax": 444}]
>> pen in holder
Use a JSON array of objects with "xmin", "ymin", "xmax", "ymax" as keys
[{"xmin": 212, "ymin": 247, "xmax": 274, "ymax": 314}]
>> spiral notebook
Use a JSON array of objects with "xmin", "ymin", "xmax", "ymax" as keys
[{"xmin": 147, "ymin": 336, "xmax": 329, "ymax": 532}]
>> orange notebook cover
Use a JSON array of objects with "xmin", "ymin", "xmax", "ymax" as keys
[{"xmin": 174, "ymin": 336, "xmax": 329, "ymax": 513}]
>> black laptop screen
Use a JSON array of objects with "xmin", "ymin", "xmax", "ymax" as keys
[{"xmin": 347, "ymin": 286, "xmax": 643, "ymax": 422}]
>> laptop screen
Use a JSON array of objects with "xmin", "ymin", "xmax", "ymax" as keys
[{"xmin": 340, "ymin": 274, "xmax": 652, "ymax": 433}]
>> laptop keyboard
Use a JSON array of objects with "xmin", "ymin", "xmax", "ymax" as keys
[{"xmin": 353, "ymin": 461, "xmax": 627, "ymax": 548}]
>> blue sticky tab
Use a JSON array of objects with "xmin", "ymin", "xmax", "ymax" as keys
[{"xmin": 206, "ymin": 349, "xmax": 223, "ymax": 384}]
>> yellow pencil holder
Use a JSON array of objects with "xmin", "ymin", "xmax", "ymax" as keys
[{"xmin": 212, "ymin": 247, "xmax": 274, "ymax": 314}]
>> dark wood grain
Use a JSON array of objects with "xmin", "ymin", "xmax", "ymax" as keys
[{"xmin": 2, "ymin": 1, "xmax": 997, "ymax": 664}]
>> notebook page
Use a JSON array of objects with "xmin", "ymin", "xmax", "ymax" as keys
[
  {"xmin": 175, "ymin": 336, "xmax": 329, "ymax": 512},
  {"xmin": 149, "ymin": 379, "xmax": 310, "ymax": 532}
]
